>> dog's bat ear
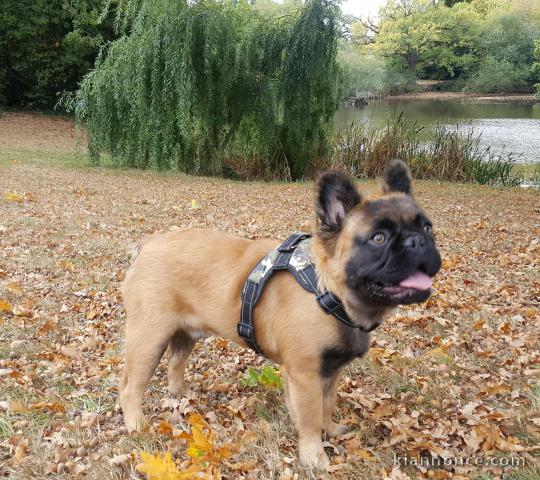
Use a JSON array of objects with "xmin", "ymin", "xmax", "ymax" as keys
[
  {"xmin": 383, "ymin": 159, "xmax": 412, "ymax": 195},
  {"xmin": 316, "ymin": 171, "xmax": 361, "ymax": 233}
]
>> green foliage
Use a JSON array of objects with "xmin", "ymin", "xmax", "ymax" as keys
[
  {"xmin": 280, "ymin": 0, "xmax": 341, "ymax": 178},
  {"xmin": 347, "ymin": 0, "xmax": 540, "ymax": 95},
  {"xmin": 464, "ymin": 57, "xmax": 531, "ymax": 93},
  {"xmin": 373, "ymin": 1, "xmax": 481, "ymax": 79},
  {"xmin": 70, "ymin": 0, "xmax": 341, "ymax": 179},
  {"xmin": 476, "ymin": 11, "xmax": 539, "ymax": 66},
  {"xmin": 241, "ymin": 366, "xmax": 283, "ymax": 390},
  {"xmin": 466, "ymin": 152, "xmax": 524, "ymax": 186},
  {"xmin": 462, "ymin": 8, "xmax": 540, "ymax": 92},
  {"xmin": 0, "ymin": 0, "xmax": 115, "ymax": 108},
  {"xmin": 532, "ymin": 40, "xmax": 540, "ymax": 96},
  {"xmin": 339, "ymin": 48, "xmax": 385, "ymax": 97},
  {"xmin": 338, "ymin": 46, "xmax": 418, "ymax": 97},
  {"xmin": 331, "ymin": 116, "xmax": 522, "ymax": 186}
]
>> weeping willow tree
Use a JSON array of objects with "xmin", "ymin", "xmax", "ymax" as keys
[{"xmin": 70, "ymin": 0, "xmax": 341, "ymax": 179}]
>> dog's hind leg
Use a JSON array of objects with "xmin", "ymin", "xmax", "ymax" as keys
[
  {"xmin": 285, "ymin": 366, "xmax": 329, "ymax": 469},
  {"xmin": 167, "ymin": 330, "xmax": 196, "ymax": 397},
  {"xmin": 322, "ymin": 372, "xmax": 348, "ymax": 437},
  {"xmin": 119, "ymin": 321, "xmax": 171, "ymax": 432}
]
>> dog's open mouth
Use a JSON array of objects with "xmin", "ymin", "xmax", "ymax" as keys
[
  {"xmin": 383, "ymin": 271, "xmax": 432, "ymax": 294},
  {"xmin": 363, "ymin": 271, "xmax": 433, "ymax": 305}
]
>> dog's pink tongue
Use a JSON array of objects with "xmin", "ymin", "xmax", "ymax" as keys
[{"xmin": 399, "ymin": 271, "xmax": 432, "ymax": 290}]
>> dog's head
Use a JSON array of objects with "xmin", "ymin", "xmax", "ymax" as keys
[{"xmin": 313, "ymin": 160, "xmax": 441, "ymax": 319}]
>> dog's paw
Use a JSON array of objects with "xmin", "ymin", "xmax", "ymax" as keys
[
  {"xmin": 324, "ymin": 422, "xmax": 349, "ymax": 437},
  {"xmin": 167, "ymin": 382, "xmax": 184, "ymax": 397},
  {"xmin": 124, "ymin": 411, "xmax": 147, "ymax": 433},
  {"xmin": 299, "ymin": 442, "xmax": 330, "ymax": 469}
]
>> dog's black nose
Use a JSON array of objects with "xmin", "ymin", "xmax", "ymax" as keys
[{"xmin": 403, "ymin": 234, "xmax": 425, "ymax": 251}]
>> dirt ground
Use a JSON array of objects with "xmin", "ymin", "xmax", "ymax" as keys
[
  {"xmin": 387, "ymin": 92, "xmax": 538, "ymax": 102},
  {"xmin": 0, "ymin": 114, "xmax": 539, "ymax": 480},
  {"xmin": 0, "ymin": 112, "xmax": 86, "ymax": 153}
]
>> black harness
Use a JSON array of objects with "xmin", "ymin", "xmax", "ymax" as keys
[{"xmin": 237, "ymin": 233, "xmax": 375, "ymax": 355}]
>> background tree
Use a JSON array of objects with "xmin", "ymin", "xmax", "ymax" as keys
[
  {"xmin": 70, "ymin": 0, "xmax": 341, "ymax": 179},
  {"xmin": 463, "ymin": 0, "xmax": 540, "ymax": 92},
  {"xmin": 0, "ymin": 0, "xmax": 115, "ymax": 108},
  {"xmin": 342, "ymin": 0, "xmax": 540, "ymax": 96}
]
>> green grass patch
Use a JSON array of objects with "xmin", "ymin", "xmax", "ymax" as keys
[
  {"xmin": 71, "ymin": 393, "xmax": 115, "ymax": 414},
  {"xmin": 0, "ymin": 415, "xmax": 14, "ymax": 439},
  {"xmin": 512, "ymin": 162, "xmax": 540, "ymax": 181},
  {"xmin": 0, "ymin": 148, "xmax": 115, "ymax": 169},
  {"xmin": 241, "ymin": 366, "xmax": 283, "ymax": 390}
]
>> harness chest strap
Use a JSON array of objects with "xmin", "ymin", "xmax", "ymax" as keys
[{"xmin": 237, "ymin": 233, "xmax": 370, "ymax": 356}]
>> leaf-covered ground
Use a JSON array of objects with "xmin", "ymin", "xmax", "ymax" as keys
[{"xmin": 0, "ymin": 113, "xmax": 539, "ymax": 479}]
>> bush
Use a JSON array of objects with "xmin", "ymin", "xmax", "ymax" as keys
[
  {"xmin": 463, "ymin": 56, "xmax": 531, "ymax": 93},
  {"xmin": 533, "ymin": 40, "xmax": 540, "ymax": 96},
  {"xmin": 338, "ymin": 46, "xmax": 419, "ymax": 98},
  {"xmin": 338, "ymin": 47, "xmax": 386, "ymax": 98}
]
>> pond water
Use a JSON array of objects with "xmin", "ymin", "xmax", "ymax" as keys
[{"xmin": 334, "ymin": 99, "xmax": 540, "ymax": 164}]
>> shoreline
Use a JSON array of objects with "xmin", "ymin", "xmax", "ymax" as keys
[{"xmin": 384, "ymin": 91, "xmax": 538, "ymax": 102}]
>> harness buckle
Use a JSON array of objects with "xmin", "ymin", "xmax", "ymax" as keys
[
  {"xmin": 316, "ymin": 292, "xmax": 342, "ymax": 315},
  {"xmin": 237, "ymin": 323, "xmax": 253, "ymax": 339}
]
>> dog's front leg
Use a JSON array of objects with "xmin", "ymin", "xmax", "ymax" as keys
[{"xmin": 285, "ymin": 366, "xmax": 329, "ymax": 469}]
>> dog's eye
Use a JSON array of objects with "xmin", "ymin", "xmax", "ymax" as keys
[
  {"xmin": 424, "ymin": 224, "xmax": 433, "ymax": 235},
  {"xmin": 371, "ymin": 233, "xmax": 386, "ymax": 245}
]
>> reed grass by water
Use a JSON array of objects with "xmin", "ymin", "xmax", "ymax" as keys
[{"xmin": 331, "ymin": 115, "xmax": 524, "ymax": 186}]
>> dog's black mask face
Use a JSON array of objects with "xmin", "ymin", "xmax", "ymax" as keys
[
  {"xmin": 345, "ymin": 195, "xmax": 441, "ymax": 306},
  {"xmin": 316, "ymin": 160, "xmax": 441, "ymax": 307}
]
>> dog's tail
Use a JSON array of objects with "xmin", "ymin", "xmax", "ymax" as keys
[
  {"xmin": 127, "ymin": 235, "xmax": 153, "ymax": 264},
  {"xmin": 128, "ymin": 227, "xmax": 186, "ymax": 264}
]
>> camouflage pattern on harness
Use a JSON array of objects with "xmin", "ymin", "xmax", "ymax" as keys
[{"xmin": 247, "ymin": 238, "xmax": 313, "ymax": 285}]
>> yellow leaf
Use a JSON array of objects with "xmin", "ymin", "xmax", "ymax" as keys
[
  {"xmin": 479, "ymin": 383, "xmax": 510, "ymax": 397},
  {"xmin": 0, "ymin": 300, "xmax": 13, "ymax": 313},
  {"xmin": 370, "ymin": 402, "xmax": 393, "ymax": 420},
  {"xmin": 13, "ymin": 304, "xmax": 31, "ymax": 317},
  {"xmin": 136, "ymin": 451, "xmax": 182, "ymax": 480},
  {"xmin": 5, "ymin": 191, "xmax": 23, "ymax": 202},
  {"xmin": 5, "ymin": 282, "xmax": 23, "ymax": 295},
  {"xmin": 473, "ymin": 318, "xmax": 485, "ymax": 330},
  {"xmin": 29, "ymin": 401, "xmax": 66, "ymax": 413},
  {"xmin": 186, "ymin": 424, "xmax": 213, "ymax": 460},
  {"xmin": 137, "ymin": 452, "xmax": 208, "ymax": 480},
  {"xmin": 36, "ymin": 319, "xmax": 55, "ymax": 336},
  {"xmin": 351, "ymin": 448, "xmax": 375, "ymax": 461},
  {"xmin": 500, "ymin": 322, "xmax": 511, "ymax": 334},
  {"xmin": 188, "ymin": 413, "xmax": 208, "ymax": 430},
  {"xmin": 185, "ymin": 413, "xmax": 231, "ymax": 465},
  {"xmin": 426, "ymin": 343, "xmax": 452, "ymax": 359},
  {"xmin": 12, "ymin": 438, "xmax": 28, "ymax": 464}
]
